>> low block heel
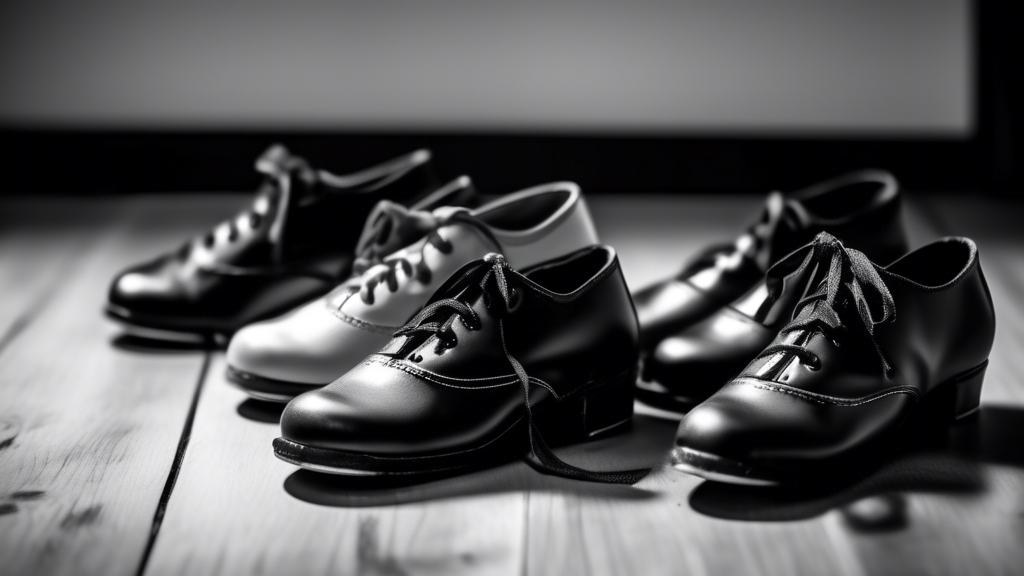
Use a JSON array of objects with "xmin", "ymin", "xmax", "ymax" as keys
[
  {"xmin": 922, "ymin": 361, "xmax": 987, "ymax": 423},
  {"xmin": 534, "ymin": 367, "xmax": 638, "ymax": 446}
]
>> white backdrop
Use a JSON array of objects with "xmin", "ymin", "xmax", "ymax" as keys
[{"xmin": 0, "ymin": 0, "xmax": 971, "ymax": 136}]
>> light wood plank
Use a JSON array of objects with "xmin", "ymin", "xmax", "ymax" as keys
[
  {"xmin": 0, "ymin": 196, "xmax": 239, "ymax": 576},
  {"xmin": 10, "ymin": 192, "xmax": 1017, "ymax": 576},
  {"xmin": 144, "ymin": 354, "xmax": 528, "ymax": 576},
  {"xmin": 0, "ymin": 200, "xmax": 119, "ymax": 347}
]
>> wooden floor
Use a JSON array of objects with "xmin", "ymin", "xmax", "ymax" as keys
[{"xmin": 1, "ymin": 192, "xmax": 1022, "ymax": 576}]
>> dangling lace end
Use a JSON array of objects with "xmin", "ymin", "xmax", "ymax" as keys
[
  {"xmin": 497, "ymin": 317, "xmax": 650, "ymax": 485},
  {"xmin": 524, "ymin": 423, "xmax": 651, "ymax": 485}
]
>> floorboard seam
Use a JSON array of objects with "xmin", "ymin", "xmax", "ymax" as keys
[{"xmin": 134, "ymin": 351, "xmax": 212, "ymax": 576}]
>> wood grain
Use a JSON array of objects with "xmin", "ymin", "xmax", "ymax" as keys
[
  {"xmin": 0, "ymin": 200, "xmax": 117, "ymax": 349},
  {"xmin": 144, "ymin": 355, "xmax": 528, "ymax": 576},
  {"xmin": 0, "ymin": 196, "xmax": 235, "ymax": 576},
  {"xmin": 3, "ymin": 192, "xmax": 1022, "ymax": 576},
  {"xmin": 525, "ymin": 194, "xmax": 1024, "ymax": 576}
]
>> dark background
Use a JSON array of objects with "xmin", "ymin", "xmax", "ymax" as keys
[{"xmin": 0, "ymin": 1, "xmax": 1017, "ymax": 196}]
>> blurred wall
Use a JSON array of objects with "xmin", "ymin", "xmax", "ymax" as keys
[{"xmin": 0, "ymin": 0, "xmax": 972, "ymax": 136}]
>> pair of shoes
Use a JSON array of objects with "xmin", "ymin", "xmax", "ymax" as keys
[
  {"xmin": 635, "ymin": 170, "xmax": 909, "ymax": 410},
  {"xmin": 107, "ymin": 146, "xmax": 648, "ymax": 484},
  {"xmin": 635, "ymin": 170, "xmax": 995, "ymax": 487},
  {"xmin": 275, "ymin": 248, "xmax": 648, "ymax": 483},
  {"xmin": 670, "ymin": 232, "xmax": 996, "ymax": 485},
  {"xmin": 224, "ymin": 181, "xmax": 599, "ymax": 400},
  {"xmin": 106, "ymin": 146, "xmax": 460, "ymax": 344}
]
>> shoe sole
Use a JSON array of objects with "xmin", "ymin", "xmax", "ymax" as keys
[
  {"xmin": 225, "ymin": 365, "xmax": 325, "ymax": 403},
  {"xmin": 670, "ymin": 361, "xmax": 988, "ymax": 486},
  {"xmin": 671, "ymin": 447, "xmax": 781, "ymax": 486},
  {"xmin": 273, "ymin": 367, "xmax": 638, "ymax": 477},
  {"xmin": 105, "ymin": 304, "xmax": 230, "ymax": 346}
]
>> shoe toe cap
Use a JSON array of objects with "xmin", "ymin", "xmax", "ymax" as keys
[
  {"xmin": 108, "ymin": 258, "xmax": 180, "ymax": 312},
  {"xmin": 644, "ymin": 334, "xmax": 733, "ymax": 396},
  {"xmin": 635, "ymin": 280, "xmax": 718, "ymax": 348},
  {"xmin": 280, "ymin": 387, "xmax": 363, "ymax": 447},
  {"xmin": 227, "ymin": 300, "xmax": 388, "ymax": 385}
]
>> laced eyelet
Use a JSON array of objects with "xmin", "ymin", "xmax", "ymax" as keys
[
  {"xmin": 434, "ymin": 331, "xmax": 458, "ymax": 354},
  {"xmin": 507, "ymin": 288, "xmax": 522, "ymax": 313},
  {"xmin": 203, "ymin": 233, "xmax": 215, "ymax": 247}
]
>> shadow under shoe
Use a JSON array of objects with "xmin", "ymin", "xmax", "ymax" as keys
[{"xmin": 687, "ymin": 405, "xmax": 1024, "ymax": 524}]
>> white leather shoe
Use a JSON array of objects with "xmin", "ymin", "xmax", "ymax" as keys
[{"xmin": 226, "ymin": 182, "xmax": 599, "ymax": 401}]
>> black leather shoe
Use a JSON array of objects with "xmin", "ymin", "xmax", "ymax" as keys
[
  {"xmin": 633, "ymin": 170, "xmax": 907, "ymax": 351},
  {"xmin": 274, "ymin": 247, "xmax": 648, "ymax": 484},
  {"xmin": 106, "ymin": 146, "xmax": 473, "ymax": 344},
  {"xmin": 640, "ymin": 194, "xmax": 910, "ymax": 411},
  {"xmin": 672, "ymin": 233, "xmax": 995, "ymax": 485}
]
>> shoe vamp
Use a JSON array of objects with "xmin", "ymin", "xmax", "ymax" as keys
[
  {"xmin": 682, "ymin": 379, "xmax": 913, "ymax": 462},
  {"xmin": 227, "ymin": 298, "xmax": 391, "ymax": 384},
  {"xmin": 297, "ymin": 358, "xmax": 524, "ymax": 454}
]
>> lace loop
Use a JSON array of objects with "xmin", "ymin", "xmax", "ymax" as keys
[
  {"xmin": 346, "ymin": 206, "xmax": 498, "ymax": 305},
  {"xmin": 757, "ymin": 232, "xmax": 896, "ymax": 375},
  {"xmin": 187, "ymin": 147, "xmax": 300, "ymax": 254},
  {"xmin": 394, "ymin": 254, "xmax": 648, "ymax": 485}
]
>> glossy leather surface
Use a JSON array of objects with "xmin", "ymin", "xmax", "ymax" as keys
[
  {"xmin": 674, "ymin": 237, "xmax": 995, "ymax": 475},
  {"xmin": 107, "ymin": 147, "xmax": 451, "ymax": 336},
  {"xmin": 226, "ymin": 182, "xmax": 599, "ymax": 386},
  {"xmin": 280, "ymin": 245, "xmax": 640, "ymax": 456},
  {"xmin": 642, "ymin": 239, "xmax": 834, "ymax": 404},
  {"xmin": 634, "ymin": 170, "xmax": 907, "ymax": 350}
]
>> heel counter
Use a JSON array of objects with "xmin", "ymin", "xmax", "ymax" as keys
[
  {"xmin": 975, "ymin": 256, "xmax": 997, "ymax": 359},
  {"xmin": 609, "ymin": 255, "xmax": 641, "ymax": 368}
]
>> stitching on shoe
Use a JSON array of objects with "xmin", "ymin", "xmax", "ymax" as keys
[
  {"xmin": 367, "ymin": 354, "xmax": 521, "ymax": 382},
  {"xmin": 326, "ymin": 295, "xmax": 402, "ymax": 335},
  {"xmin": 747, "ymin": 381, "xmax": 920, "ymax": 406},
  {"xmin": 368, "ymin": 355, "xmax": 560, "ymax": 395}
]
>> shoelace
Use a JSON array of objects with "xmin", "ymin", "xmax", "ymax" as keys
[
  {"xmin": 183, "ymin": 145, "xmax": 304, "ymax": 254},
  {"xmin": 395, "ymin": 254, "xmax": 649, "ymax": 485},
  {"xmin": 755, "ymin": 232, "xmax": 896, "ymax": 375},
  {"xmin": 346, "ymin": 208, "xmax": 500, "ymax": 306},
  {"xmin": 679, "ymin": 191, "xmax": 794, "ymax": 278}
]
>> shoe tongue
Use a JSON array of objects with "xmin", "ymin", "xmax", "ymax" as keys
[{"xmin": 255, "ymin": 144, "xmax": 318, "ymax": 196}]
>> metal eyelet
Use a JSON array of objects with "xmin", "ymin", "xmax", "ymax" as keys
[{"xmin": 507, "ymin": 288, "xmax": 522, "ymax": 313}]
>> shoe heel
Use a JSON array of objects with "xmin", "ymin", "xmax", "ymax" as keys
[
  {"xmin": 534, "ymin": 367, "xmax": 638, "ymax": 446},
  {"xmin": 923, "ymin": 361, "xmax": 986, "ymax": 423}
]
